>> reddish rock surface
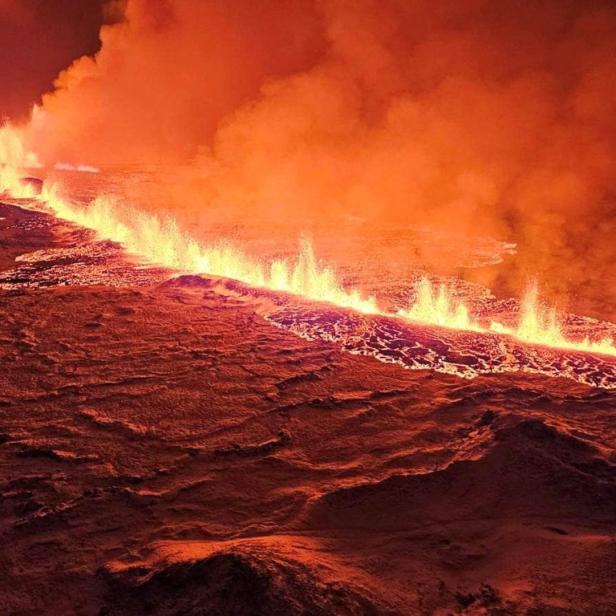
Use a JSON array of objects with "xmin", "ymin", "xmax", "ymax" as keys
[{"xmin": 1, "ymin": 201, "xmax": 616, "ymax": 615}]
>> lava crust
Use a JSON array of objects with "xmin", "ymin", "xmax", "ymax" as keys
[{"xmin": 1, "ymin": 201, "xmax": 616, "ymax": 615}]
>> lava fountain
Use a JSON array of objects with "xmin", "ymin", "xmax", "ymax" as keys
[{"xmin": 1, "ymin": 123, "xmax": 615, "ymax": 358}]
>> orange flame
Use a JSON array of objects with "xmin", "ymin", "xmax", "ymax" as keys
[
  {"xmin": 397, "ymin": 278, "xmax": 483, "ymax": 332},
  {"xmin": 1, "ymin": 123, "xmax": 615, "ymax": 358},
  {"xmin": 398, "ymin": 277, "xmax": 616, "ymax": 356},
  {"xmin": 0, "ymin": 124, "xmax": 41, "ymax": 198},
  {"xmin": 489, "ymin": 283, "xmax": 616, "ymax": 356},
  {"xmin": 40, "ymin": 185, "xmax": 380, "ymax": 314}
]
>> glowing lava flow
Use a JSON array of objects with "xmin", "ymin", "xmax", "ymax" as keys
[
  {"xmin": 397, "ymin": 278, "xmax": 484, "ymax": 332},
  {"xmin": 41, "ymin": 185, "xmax": 380, "ymax": 315},
  {"xmin": 0, "ymin": 125, "xmax": 42, "ymax": 199},
  {"xmin": 398, "ymin": 277, "xmax": 616, "ymax": 356},
  {"xmin": 490, "ymin": 283, "xmax": 616, "ymax": 356},
  {"xmin": 1, "ymin": 124, "xmax": 615, "ymax": 358}
]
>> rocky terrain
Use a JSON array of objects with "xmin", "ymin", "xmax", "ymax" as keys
[{"xmin": 1, "ymin": 201, "xmax": 616, "ymax": 615}]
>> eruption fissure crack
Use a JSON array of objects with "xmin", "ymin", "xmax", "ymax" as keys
[{"xmin": 1, "ymin": 125, "xmax": 616, "ymax": 377}]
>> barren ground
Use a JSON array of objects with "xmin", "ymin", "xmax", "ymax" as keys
[{"xmin": 1, "ymin": 201, "xmax": 616, "ymax": 615}]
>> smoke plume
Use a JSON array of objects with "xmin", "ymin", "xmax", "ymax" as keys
[{"xmin": 23, "ymin": 0, "xmax": 616, "ymax": 316}]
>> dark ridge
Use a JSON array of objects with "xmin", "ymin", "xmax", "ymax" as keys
[
  {"xmin": 213, "ymin": 429, "xmax": 292, "ymax": 458},
  {"xmin": 308, "ymin": 417, "xmax": 616, "ymax": 530},
  {"xmin": 102, "ymin": 547, "xmax": 389, "ymax": 616},
  {"xmin": 162, "ymin": 274, "xmax": 217, "ymax": 288},
  {"xmin": 545, "ymin": 526, "xmax": 569, "ymax": 535}
]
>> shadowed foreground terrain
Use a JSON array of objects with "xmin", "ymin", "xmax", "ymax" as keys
[{"xmin": 1, "ymin": 201, "xmax": 616, "ymax": 615}]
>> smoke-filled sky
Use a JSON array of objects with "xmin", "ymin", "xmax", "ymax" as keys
[
  {"xmin": 0, "ymin": 0, "xmax": 119, "ymax": 119},
  {"xmin": 2, "ymin": 0, "xmax": 616, "ymax": 314}
]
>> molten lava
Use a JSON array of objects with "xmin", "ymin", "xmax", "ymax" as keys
[
  {"xmin": 397, "ymin": 278, "xmax": 483, "ymax": 333},
  {"xmin": 0, "ymin": 125, "xmax": 42, "ymax": 199},
  {"xmin": 1, "ymin": 123, "xmax": 615, "ymax": 358},
  {"xmin": 490, "ymin": 284, "xmax": 616, "ymax": 357},
  {"xmin": 398, "ymin": 277, "xmax": 616, "ymax": 356}
]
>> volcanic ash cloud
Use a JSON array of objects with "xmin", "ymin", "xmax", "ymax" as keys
[{"xmin": 21, "ymin": 0, "xmax": 616, "ymax": 315}]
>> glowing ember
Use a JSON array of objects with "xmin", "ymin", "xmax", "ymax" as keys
[{"xmin": 1, "ymin": 123, "xmax": 615, "ymax": 358}]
